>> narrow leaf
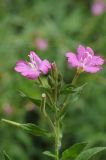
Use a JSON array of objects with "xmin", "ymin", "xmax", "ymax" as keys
[
  {"xmin": 60, "ymin": 83, "xmax": 87, "ymax": 95},
  {"xmin": 75, "ymin": 147, "xmax": 106, "ymax": 160},
  {"xmin": 2, "ymin": 119, "xmax": 49, "ymax": 137},
  {"xmin": 19, "ymin": 90, "xmax": 50, "ymax": 107},
  {"xmin": 61, "ymin": 142, "xmax": 87, "ymax": 160},
  {"xmin": 3, "ymin": 151, "xmax": 11, "ymax": 160},
  {"xmin": 60, "ymin": 84, "xmax": 75, "ymax": 94},
  {"xmin": 43, "ymin": 151, "xmax": 56, "ymax": 158},
  {"xmin": 72, "ymin": 83, "xmax": 87, "ymax": 93}
]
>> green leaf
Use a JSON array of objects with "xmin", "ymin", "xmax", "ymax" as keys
[
  {"xmin": 19, "ymin": 90, "xmax": 50, "ymax": 107},
  {"xmin": 61, "ymin": 142, "xmax": 87, "ymax": 160},
  {"xmin": 28, "ymin": 97, "xmax": 41, "ymax": 106},
  {"xmin": 3, "ymin": 151, "xmax": 11, "ymax": 160},
  {"xmin": 43, "ymin": 151, "xmax": 56, "ymax": 158},
  {"xmin": 71, "ymin": 83, "xmax": 87, "ymax": 102},
  {"xmin": 37, "ymin": 85, "xmax": 51, "ymax": 93},
  {"xmin": 19, "ymin": 90, "xmax": 41, "ymax": 106},
  {"xmin": 1, "ymin": 119, "xmax": 49, "ymax": 137},
  {"xmin": 60, "ymin": 84, "xmax": 75, "ymax": 94},
  {"xmin": 60, "ymin": 83, "xmax": 87, "ymax": 95},
  {"xmin": 72, "ymin": 83, "xmax": 87, "ymax": 93},
  {"xmin": 75, "ymin": 147, "xmax": 106, "ymax": 160}
]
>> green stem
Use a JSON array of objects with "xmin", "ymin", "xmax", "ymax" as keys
[
  {"xmin": 71, "ymin": 70, "xmax": 80, "ymax": 85},
  {"xmin": 38, "ymin": 76, "xmax": 43, "ymax": 85},
  {"xmin": 61, "ymin": 70, "xmax": 80, "ymax": 113},
  {"xmin": 38, "ymin": 76, "xmax": 54, "ymax": 106},
  {"xmin": 41, "ymin": 93, "xmax": 55, "ymax": 132},
  {"xmin": 55, "ymin": 116, "xmax": 61, "ymax": 160}
]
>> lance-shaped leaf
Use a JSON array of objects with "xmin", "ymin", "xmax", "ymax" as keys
[
  {"xmin": 72, "ymin": 83, "xmax": 87, "ymax": 93},
  {"xmin": 2, "ymin": 119, "xmax": 49, "ymax": 137},
  {"xmin": 43, "ymin": 151, "xmax": 56, "ymax": 158},
  {"xmin": 60, "ymin": 83, "xmax": 87, "ymax": 95},
  {"xmin": 19, "ymin": 90, "xmax": 50, "ymax": 107},
  {"xmin": 61, "ymin": 142, "xmax": 87, "ymax": 160},
  {"xmin": 3, "ymin": 151, "xmax": 11, "ymax": 160},
  {"xmin": 34, "ymin": 83, "xmax": 51, "ymax": 93},
  {"xmin": 75, "ymin": 147, "xmax": 106, "ymax": 160},
  {"xmin": 60, "ymin": 84, "xmax": 75, "ymax": 94}
]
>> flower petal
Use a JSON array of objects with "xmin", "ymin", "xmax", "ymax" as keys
[
  {"xmin": 90, "ymin": 55, "xmax": 104, "ymax": 66},
  {"xmin": 66, "ymin": 52, "xmax": 79, "ymax": 68},
  {"xmin": 39, "ymin": 60, "xmax": 51, "ymax": 74},
  {"xmin": 15, "ymin": 60, "xmax": 40, "ymax": 79},
  {"xmin": 77, "ymin": 45, "xmax": 86, "ymax": 60},
  {"xmin": 25, "ymin": 69, "xmax": 40, "ymax": 80},
  {"xmin": 84, "ymin": 66, "xmax": 101, "ymax": 73},
  {"xmin": 86, "ymin": 47, "xmax": 94, "ymax": 56},
  {"xmin": 29, "ymin": 51, "xmax": 42, "ymax": 66},
  {"xmin": 15, "ymin": 60, "xmax": 29, "ymax": 74}
]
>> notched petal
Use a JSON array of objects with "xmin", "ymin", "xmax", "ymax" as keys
[
  {"xmin": 86, "ymin": 47, "xmax": 94, "ymax": 56},
  {"xmin": 66, "ymin": 52, "xmax": 79, "ymax": 68},
  {"xmin": 90, "ymin": 55, "xmax": 104, "ymax": 66},
  {"xmin": 15, "ymin": 60, "xmax": 40, "ymax": 79},
  {"xmin": 40, "ymin": 60, "xmax": 51, "ymax": 74},
  {"xmin": 77, "ymin": 45, "xmax": 86, "ymax": 60},
  {"xmin": 84, "ymin": 66, "xmax": 102, "ymax": 73},
  {"xmin": 29, "ymin": 51, "xmax": 42, "ymax": 65}
]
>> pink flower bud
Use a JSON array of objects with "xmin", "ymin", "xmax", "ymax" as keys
[
  {"xmin": 3, "ymin": 104, "xmax": 13, "ymax": 116},
  {"xmin": 35, "ymin": 38, "xmax": 48, "ymax": 51}
]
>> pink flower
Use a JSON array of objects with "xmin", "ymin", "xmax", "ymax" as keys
[
  {"xmin": 35, "ymin": 38, "xmax": 48, "ymax": 51},
  {"xmin": 91, "ymin": 0, "xmax": 106, "ymax": 16},
  {"xmin": 15, "ymin": 51, "xmax": 51, "ymax": 79},
  {"xmin": 3, "ymin": 103, "xmax": 13, "ymax": 116},
  {"xmin": 66, "ymin": 45, "xmax": 104, "ymax": 73}
]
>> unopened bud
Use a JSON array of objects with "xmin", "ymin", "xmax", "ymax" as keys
[{"xmin": 42, "ymin": 93, "xmax": 46, "ymax": 98}]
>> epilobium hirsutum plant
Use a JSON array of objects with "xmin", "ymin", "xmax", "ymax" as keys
[{"xmin": 1, "ymin": 45, "xmax": 106, "ymax": 160}]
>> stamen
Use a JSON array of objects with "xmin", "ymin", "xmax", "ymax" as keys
[{"xmin": 28, "ymin": 62, "xmax": 36, "ymax": 70}]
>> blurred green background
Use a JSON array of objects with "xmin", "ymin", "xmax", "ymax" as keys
[{"xmin": 0, "ymin": 0, "xmax": 106, "ymax": 159}]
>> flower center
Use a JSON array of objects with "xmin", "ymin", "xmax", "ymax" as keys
[
  {"xmin": 28, "ymin": 62, "xmax": 36, "ymax": 70},
  {"xmin": 80, "ymin": 51, "xmax": 92, "ymax": 67}
]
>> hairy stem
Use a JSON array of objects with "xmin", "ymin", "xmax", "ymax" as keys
[
  {"xmin": 71, "ymin": 69, "xmax": 80, "ymax": 85},
  {"xmin": 41, "ymin": 94, "xmax": 55, "ymax": 132},
  {"xmin": 55, "ymin": 113, "xmax": 61, "ymax": 160}
]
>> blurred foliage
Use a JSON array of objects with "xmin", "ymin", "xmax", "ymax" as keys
[{"xmin": 0, "ymin": 0, "xmax": 106, "ymax": 159}]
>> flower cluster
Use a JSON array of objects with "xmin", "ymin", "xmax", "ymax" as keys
[
  {"xmin": 15, "ymin": 45, "xmax": 104, "ymax": 79},
  {"xmin": 3, "ymin": 44, "xmax": 106, "ymax": 160}
]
